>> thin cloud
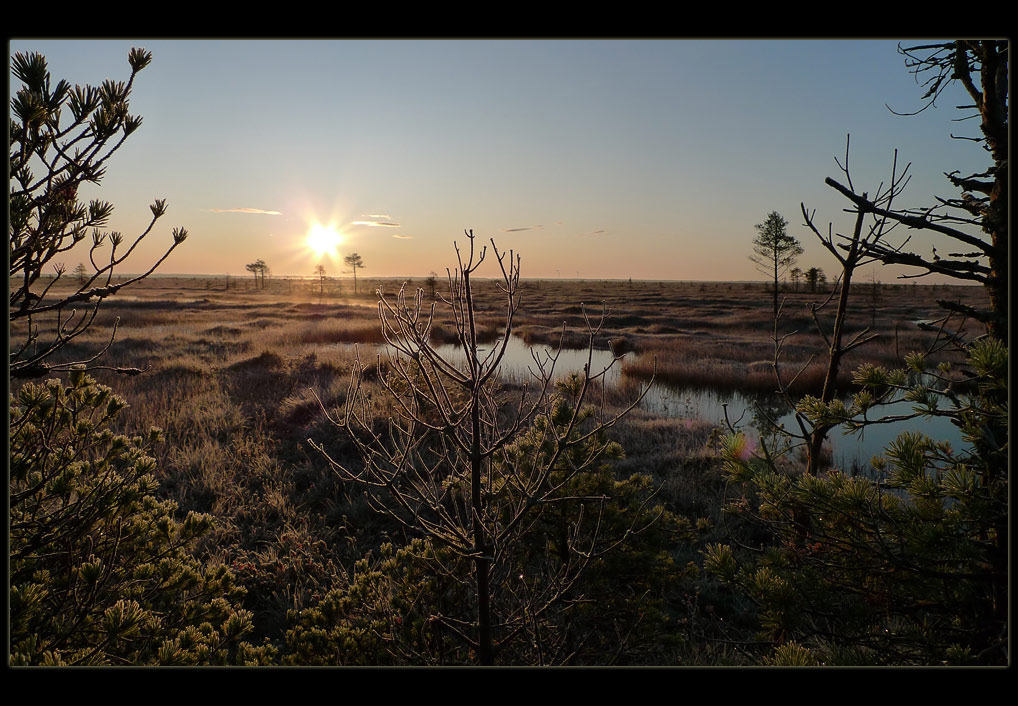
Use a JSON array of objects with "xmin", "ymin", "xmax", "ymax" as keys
[
  {"xmin": 500, "ymin": 225, "xmax": 544, "ymax": 232},
  {"xmin": 207, "ymin": 207, "xmax": 282, "ymax": 215},
  {"xmin": 392, "ymin": 234, "xmax": 413, "ymax": 239},
  {"xmin": 577, "ymin": 229, "xmax": 607, "ymax": 237},
  {"xmin": 352, "ymin": 219, "xmax": 401, "ymax": 227}
]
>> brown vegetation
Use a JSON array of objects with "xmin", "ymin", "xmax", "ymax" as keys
[{"xmin": 8, "ymin": 273, "xmax": 990, "ymax": 655}]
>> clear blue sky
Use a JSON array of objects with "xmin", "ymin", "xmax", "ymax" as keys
[{"xmin": 9, "ymin": 39, "xmax": 986, "ymax": 282}]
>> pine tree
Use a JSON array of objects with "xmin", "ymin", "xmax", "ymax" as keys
[
  {"xmin": 8, "ymin": 47, "xmax": 272, "ymax": 666},
  {"xmin": 293, "ymin": 375, "xmax": 685, "ymax": 665},
  {"xmin": 9, "ymin": 48, "xmax": 187, "ymax": 379},
  {"xmin": 749, "ymin": 212, "xmax": 804, "ymax": 318},
  {"xmin": 10, "ymin": 371, "xmax": 274, "ymax": 665},
  {"xmin": 344, "ymin": 253, "xmax": 364, "ymax": 294}
]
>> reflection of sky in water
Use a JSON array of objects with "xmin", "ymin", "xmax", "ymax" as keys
[
  {"xmin": 427, "ymin": 337, "xmax": 621, "ymax": 386},
  {"xmin": 335, "ymin": 336, "xmax": 969, "ymax": 473},
  {"xmin": 640, "ymin": 384, "xmax": 967, "ymax": 473}
]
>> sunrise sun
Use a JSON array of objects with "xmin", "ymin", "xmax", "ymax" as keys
[{"xmin": 306, "ymin": 223, "xmax": 343, "ymax": 258}]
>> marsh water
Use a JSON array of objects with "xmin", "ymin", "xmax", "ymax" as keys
[{"xmin": 346, "ymin": 335, "xmax": 968, "ymax": 473}]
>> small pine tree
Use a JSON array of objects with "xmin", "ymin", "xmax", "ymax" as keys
[
  {"xmin": 750, "ymin": 211, "xmax": 804, "ymax": 318},
  {"xmin": 9, "ymin": 370, "xmax": 274, "ymax": 665},
  {"xmin": 312, "ymin": 231, "xmax": 656, "ymax": 665},
  {"xmin": 790, "ymin": 267, "xmax": 803, "ymax": 293},
  {"xmin": 706, "ymin": 338, "xmax": 1007, "ymax": 665},
  {"xmin": 291, "ymin": 377, "xmax": 687, "ymax": 665},
  {"xmin": 246, "ymin": 259, "xmax": 268, "ymax": 289},
  {"xmin": 8, "ymin": 46, "xmax": 273, "ymax": 667}
]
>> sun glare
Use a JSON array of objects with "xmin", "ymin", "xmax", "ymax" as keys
[{"xmin": 306, "ymin": 223, "xmax": 343, "ymax": 258}]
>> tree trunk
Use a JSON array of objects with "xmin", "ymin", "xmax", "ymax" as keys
[
  {"xmin": 471, "ymin": 363, "xmax": 494, "ymax": 665},
  {"xmin": 462, "ymin": 265, "xmax": 494, "ymax": 665},
  {"xmin": 772, "ymin": 254, "xmax": 779, "ymax": 320},
  {"xmin": 806, "ymin": 208, "xmax": 863, "ymax": 475}
]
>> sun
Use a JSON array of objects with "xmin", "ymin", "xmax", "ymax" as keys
[{"xmin": 306, "ymin": 223, "xmax": 343, "ymax": 258}]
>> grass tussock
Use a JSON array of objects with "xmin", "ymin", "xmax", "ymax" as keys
[{"xmin": 277, "ymin": 320, "xmax": 388, "ymax": 346}]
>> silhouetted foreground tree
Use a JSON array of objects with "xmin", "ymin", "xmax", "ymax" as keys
[
  {"xmin": 706, "ymin": 40, "xmax": 1008, "ymax": 666},
  {"xmin": 289, "ymin": 387, "xmax": 686, "ymax": 665},
  {"xmin": 311, "ymin": 231, "xmax": 657, "ymax": 665},
  {"xmin": 9, "ymin": 49, "xmax": 187, "ymax": 379},
  {"xmin": 846, "ymin": 40, "xmax": 1007, "ymax": 342},
  {"xmin": 8, "ymin": 48, "xmax": 270, "ymax": 666}
]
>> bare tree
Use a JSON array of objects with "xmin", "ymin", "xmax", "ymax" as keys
[
  {"xmin": 9, "ymin": 48, "xmax": 187, "ymax": 380},
  {"xmin": 756, "ymin": 136, "xmax": 918, "ymax": 477},
  {"xmin": 311, "ymin": 230, "xmax": 651, "ymax": 665},
  {"xmin": 710, "ymin": 43, "xmax": 1008, "ymax": 661},
  {"xmin": 837, "ymin": 40, "xmax": 1007, "ymax": 343},
  {"xmin": 774, "ymin": 136, "xmax": 907, "ymax": 474},
  {"xmin": 769, "ymin": 39, "xmax": 1009, "ymax": 481}
]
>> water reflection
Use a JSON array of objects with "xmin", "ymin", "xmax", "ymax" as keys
[
  {"xmin": 427, "ymin": 338, "xmax": 621, "ymax": 386},
  {"xmin": 331, "ymin": 335, "xmax": 968, "ymax": 473},
  {"xmin": 639, "ymin": 372, "xmax": 967, "ymax": 473}
]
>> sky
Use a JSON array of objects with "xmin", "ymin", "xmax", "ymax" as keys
[{"xmin": 9, "ymin": 39, "xmax": 989, "ymax": 283}]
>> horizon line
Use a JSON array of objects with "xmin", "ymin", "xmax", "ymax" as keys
[{"xmin": 40, "ymin": 273, "xmax": 980, "ymax": 286}]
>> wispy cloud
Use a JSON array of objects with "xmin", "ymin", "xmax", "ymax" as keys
[
  {"xmin": 207, "ymin": 207, "xmax": 282, "ymax": 215},
  {"xmin": 352, "ymin": 219, "xmax": 401, "ymax": 227},
  {"xmin": 577, "ymin": 229, "xmax": 607, "ymax": 237},
  {"xmin": 392, "ymin": 234, "xmax": 413, "ymax": 239},
  {"xmin": 500, "ymin": 225, "xmax": 544, "ymax": 232}
]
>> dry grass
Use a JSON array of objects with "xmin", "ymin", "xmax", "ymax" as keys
[{"xmin": 9, "ymin": 273, "xmax": 990, "ymax": 647}]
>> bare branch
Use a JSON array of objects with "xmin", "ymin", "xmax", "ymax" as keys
[{"xmin": 311, "ymin": 231, "xmax": 652, "ymax": 664}]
